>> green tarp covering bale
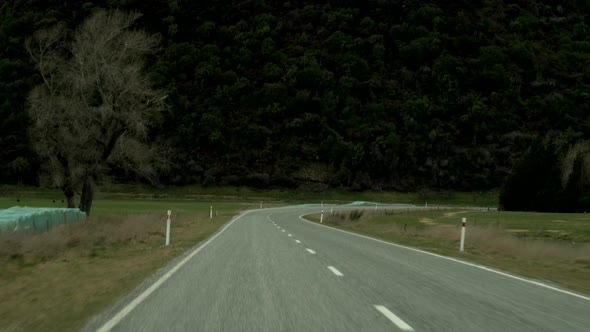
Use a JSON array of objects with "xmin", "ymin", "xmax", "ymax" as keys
[{"xmin": 0, "ymin": 207, "xmax": 86, "ymax": 234}]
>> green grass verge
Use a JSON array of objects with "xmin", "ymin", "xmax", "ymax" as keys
[
  {"xmin": 0, "ymin": 198, "xmax": 245, "ymax": 331},
  {"xmin": 366, "ymin": 209, "xmax": 590, "ymax": 243},
  {"xmin": 0, "ymin": 184, "xmax": 499, "ymax": 207}
]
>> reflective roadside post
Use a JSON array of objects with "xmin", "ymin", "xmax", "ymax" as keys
[
  {"xmin": 165, "ymin": 210, "xmax": 171, "ymax": 246},
  {"xmin": 460, "ymin": 217, "xmax": 466, "ymax": 252}
]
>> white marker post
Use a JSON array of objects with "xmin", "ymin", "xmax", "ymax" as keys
[
  {"xmin": 209, "ymin": 206, "xmax": 213, "ymax": 219},
  {"xmin": 320, "ymin": 210, "xmax": 324, "ymax": 223},
  {"xmin": 330, "ymin": 208, "xmax": 333, "ymax": 215},
  {"xmin": 260, "ymin": 201, "xmax": 263, "ymax": 209},
  {"xmin": 165, "ymin": 210, "xmax": 171, "ymax": 246},
  {"xmin": 321, "ymin": 201, "xmax": 324, "ymax": 208},
  {"xmin": 460, "ymin": 217, "xmax": 466, "ymax": 252}
]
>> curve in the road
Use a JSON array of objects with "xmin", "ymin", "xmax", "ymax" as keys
[{"xmin": 87, "ymin": 205, "xmax": 590, "ymax": 332}]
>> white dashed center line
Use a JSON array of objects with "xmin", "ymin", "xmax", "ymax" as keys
[
  {"xmin": 288, "ymin": 234, "xmax": 292, "ymax": 237},
  {"xmin": 374, "ymin": 305, "xmax": 414, "ymax": 331},
  {"xmin": 295, "ymin": 240, "xmax": 301, "ymax": 244},
  {"xmin": 306, "ymin": 248, "xmax": 316, "ymax": 254},
  {"xmin": 282, "ymin": 230, "xmax": 286, "ymax": 232},
  {"xmin": 327, "ymin": 266, "xmax": 343, "ymax": 276}
]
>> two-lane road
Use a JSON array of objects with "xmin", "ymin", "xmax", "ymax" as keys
[{"xmin": 86, "ymin": 205, "xmax": 590, "ymax": 331}]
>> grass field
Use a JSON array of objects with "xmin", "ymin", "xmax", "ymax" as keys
[
  {"xmin": 0, "ymin": 184, "xmax": 499, "ymax": 207},
  {"xmin": 307, "ymin": 208, "xmax": 590, "ymax": 295},
  {"xmin": 0, "ymin": 197, "xmax": 251, "ymax": 331}
]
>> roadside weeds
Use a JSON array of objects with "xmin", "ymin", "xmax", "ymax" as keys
[{"xmin": 0, "ymin": 213, "xmax": 229, "ymax": 332}]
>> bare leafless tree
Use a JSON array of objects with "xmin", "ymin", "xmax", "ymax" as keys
[{"xmin": 25, "ymin": 10, "xmax": 168, "ymax": 216}]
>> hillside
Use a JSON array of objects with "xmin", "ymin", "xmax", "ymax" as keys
[{"xmin": 1, "ymin": 0, "xmax": 589, "ymax": 193}]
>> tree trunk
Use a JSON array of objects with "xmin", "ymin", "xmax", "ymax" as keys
[
  {"xmin": 79, "ymin": 177, "xmax": 94, "ymax": 216},
  {"xmin": 63, "ymin": 186, "xmax": 75, "ymax": 208}
]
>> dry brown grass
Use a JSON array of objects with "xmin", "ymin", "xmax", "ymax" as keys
[
  {"xmin": 325, "ymin": 210, "xmax": 590, "ymax": 268},
  {"xmin": 0, "ymin": 215, "xmax": 163, "ymax": 262},
  {"xmin": 0, "ymin": 213, "xmax": 228, "ymax": 331},
  {"xmin": 358, "ymin": 220, "xmax": 590, "ymax": 267},
  {"xmin": 415, "ymin": 225, "xmax": 590, "ymax": 266}
]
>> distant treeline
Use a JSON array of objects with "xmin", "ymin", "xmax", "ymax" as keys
[{"xmin": 1, "ymin": 0, "xmax": 590, "ymax": 210}]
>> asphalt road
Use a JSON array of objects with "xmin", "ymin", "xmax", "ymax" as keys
[{"xmin": 86, "ymin": 204, "xmax": 590, "ymax": 331}]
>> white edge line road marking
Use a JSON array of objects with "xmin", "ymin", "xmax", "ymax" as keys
[
  {"xmin": 96, "ymin": 211, "xmax": 251, "ymax": 332},
  {"xmin": 295, "ymin": 240, "xmax": 301, "ymax": 244},
  {"xmin": 327, "ymin": 266, "xmax": 343, "ymax": 276},
  {"xmin": 288, "ymin": 234, "xmax": 292, "ymax": 237},
  {"xmin": 306, "ymin": 248, "xmax": 316, "ymax": 254},
  {"xmin": 374, "ymin": 305, "xmax": 414, "ymax": 331},
  {"xmin": 299, "ymin": 215, "xmax": 590, "ymax": 302}
]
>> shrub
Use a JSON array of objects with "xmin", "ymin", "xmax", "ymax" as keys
[{"xmin": 348, "ymin": 210, "xmax": 364, "ymax": 222}]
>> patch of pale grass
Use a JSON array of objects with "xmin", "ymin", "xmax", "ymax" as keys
[{"xmin": 419, "ymin": 218, "xmax": 436, "ymax": 224}]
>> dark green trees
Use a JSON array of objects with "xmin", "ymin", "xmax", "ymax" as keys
[
  {"xmin": 1, "ymin": 0, "xmax": 590, "ymax": 203},
  {"xmin": 500, "ymin": 139, "xmax": 590, "ymax": 212},
  {"xmin": 499, "ymin": 140, "xmax": 562, "ymax": 211}
]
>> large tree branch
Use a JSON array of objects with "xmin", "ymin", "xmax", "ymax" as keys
[{"xmin": 103, "ymin": 127, "xmax": 127, "ymax": 161}]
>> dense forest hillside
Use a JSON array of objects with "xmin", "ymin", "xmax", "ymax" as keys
[{"xmin": 1, "ymin": 0, "xmax": 590, "ymax": 196}]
